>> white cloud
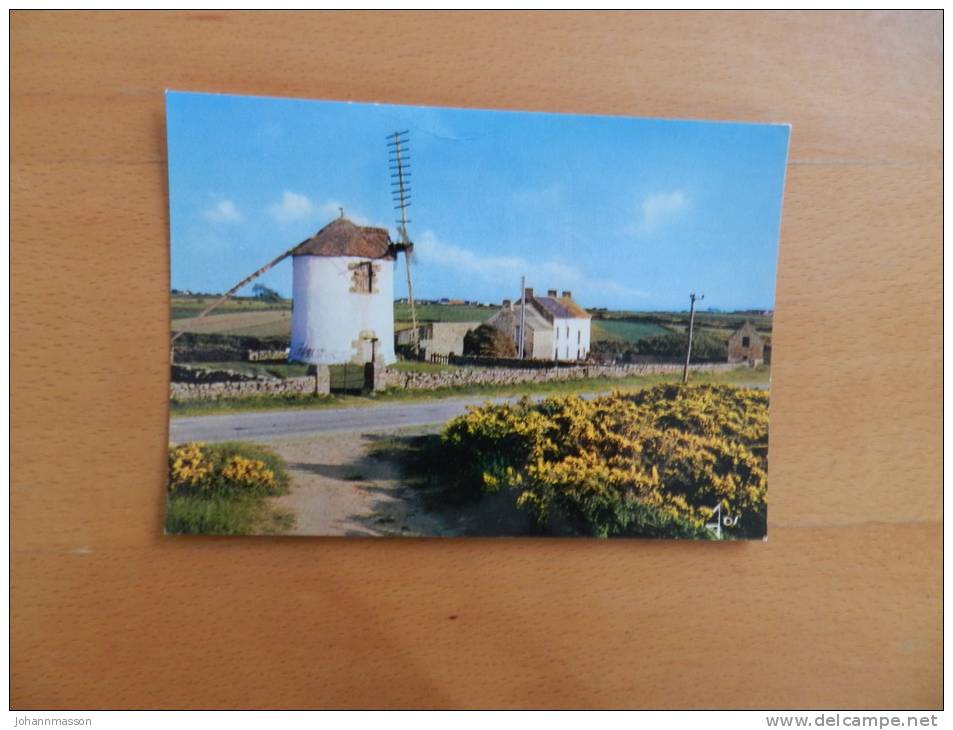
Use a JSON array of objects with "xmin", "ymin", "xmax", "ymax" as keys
[
  {"xmin": 268, "ymin": 192, "xmax": 369, "ymax": 226},
  {"xmin": 203, "ymin": 199, "xmax": 242, "ymax": 223},
  {"xmin": 414, "ymin": 230, "xmax": 647, "ymax": 302},
  {"xmin": 415, "ymin": 230, "xmax": 525, "ymax": 280},
  {"xmin": 634, "ymin": 191, "xmax": 686, "ymax": 234},
  {"xmin": 268, "ymin": 191, "xmax": 315, "ymax": 224}
]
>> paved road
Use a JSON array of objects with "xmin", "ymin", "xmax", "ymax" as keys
[
  {"xmin": 170, "ymin": 396, "xmax": 521, "ymax": 443},
  {"xmin": 171, "ymin": 381, "xmax": 768, "ymax": 443}
]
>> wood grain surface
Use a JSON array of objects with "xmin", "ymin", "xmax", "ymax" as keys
[{"xmin": 10, "ymin": 11, "xmax": 942, "ymax": 709}]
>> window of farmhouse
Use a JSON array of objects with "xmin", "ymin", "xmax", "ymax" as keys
[{"xmin": 742, "ymin": 336, "xmax": 750, "ymax": 347}]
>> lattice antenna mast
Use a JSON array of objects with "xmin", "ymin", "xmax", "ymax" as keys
[{"xmin": 388, "ymin": 130, "xmax": 419, "ymax": 354}]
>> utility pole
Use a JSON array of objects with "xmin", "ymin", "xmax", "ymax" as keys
[
  {"xmin": 518, "ymin": 275, "xmax": 527, "ymax": 359},
  {"xmin": 682, "ymin": 292, "xmax": 704, "ymax": 383}
]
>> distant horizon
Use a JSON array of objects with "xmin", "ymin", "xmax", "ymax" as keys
[
  {"xmin": 170, "ymin": 288, "xmax": 773, "ymax": 315},
  {"xmin": 168, "ymin": 92, "xmax": 789, "ymax": 312}
]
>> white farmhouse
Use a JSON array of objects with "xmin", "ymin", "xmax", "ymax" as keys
[
  {"xmin": 289, "ymin": 216, "xmax": 399, "ymax": 366},
  {"xmin": 488, "ymin": 287, "xmax": 592, "ymax": 361}
]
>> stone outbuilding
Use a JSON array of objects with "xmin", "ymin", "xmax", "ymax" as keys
[
  {"xmin": 395, "ymin": 321, "xmax": 482, "ymax": 360},
  {"xmin": 727, "ymin": 321, "xmax": 766, "ymax": 365}
]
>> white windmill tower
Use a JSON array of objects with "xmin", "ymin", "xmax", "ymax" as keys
[
  {"xmin": 288, "ymin": 213, "xmax": 398, "ymax": 366},
  {"xmin": 170, "ymin": 132, "xmax": 420, "ymax": 376}
]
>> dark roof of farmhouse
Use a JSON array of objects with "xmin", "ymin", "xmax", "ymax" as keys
[
  {"xmin": 533, "ymin": 295, "xmax": 591, "ymax": 320},
  {"xmin": 292, "ymin": 217, "xmax": 395, "ymax": 259}
]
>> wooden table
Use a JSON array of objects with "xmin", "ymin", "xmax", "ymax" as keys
[{"xmin": 11, "ymin": 11, "xmax": 942, "ymax": 709}]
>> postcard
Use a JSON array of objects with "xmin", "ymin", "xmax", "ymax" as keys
[{"xmin": 166, "ymin": 91, "xmax": 789, "ymax": 538}]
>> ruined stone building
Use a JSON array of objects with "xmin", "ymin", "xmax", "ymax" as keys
[{"xmin": 727, "ymin": 321, "xmax": 766, "ymax": 365}]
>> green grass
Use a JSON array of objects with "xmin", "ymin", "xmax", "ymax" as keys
[
  {"xmin": 395, "ymin": 303, "xmax": 493, "ymax": 325},
  {"xmin": 591, "ymin": 320, "xmax": 671, "ymax": 343},
  {"xmin": 594, "ymin": 310, "xmax": 772, "ymax": 336},
  {"xmin": 165, "ymin": 493, "xmax": 259, "ymax": 535},
  {"xmin": 389, "ymin": 360, "xmax": 464, "ymax": 374},
  {"xmin": 171, "ymin": 365, "xmax": 769, "ymax": 418},
  {"xmin": 165, "ymin": 441, "xmax": 296, "ymax": 536},
  {"xmin": 368, "ymin": 433, "xmax": 477, "ymax": 510},
  {"xmin": 212, "ymin": 318, "xmax": 292, "ymax": 338}
]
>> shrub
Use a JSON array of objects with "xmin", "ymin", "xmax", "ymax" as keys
[
  {"xmin": 166, "ymin": 441, "xmax": 294, "ymax": 535},
  {"xmin": 590, "ymin": 331, "xmax": 728, "ymax": 364},
  {"xmin": 463, "ymin": 324, "xmax": 517, "ymax": 358},
  {"xmin": 168, "ymin": 441, "xmax": 288, "ymax": 496},
  {"xmin": 440, "ymin": 384, "xmax": 768, "ymax": 538},
  {"xmin": 635, "ymin": 332, "xmax": 728, "ymax": 361}
]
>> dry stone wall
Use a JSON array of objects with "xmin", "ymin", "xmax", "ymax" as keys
[
  {"xmin": 377, "ymin": 362, "xmax": 738, "ymax": 391},
  {"xmin": 171, "ymin": 377, "xmax": 319, "ymax": 401},
  {"xmin": 171, "ymin": 362, "xmax": 742, "ymax": 401}
]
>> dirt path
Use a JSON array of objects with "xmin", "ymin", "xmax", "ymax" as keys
[{"xmin": 267, "ymin": 428, "xmax": 461, "ymax": 537}]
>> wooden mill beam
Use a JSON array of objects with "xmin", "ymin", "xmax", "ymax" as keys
[{"xmin": 170, "ymin": 247, "xmax": 296, "ymax": 344}]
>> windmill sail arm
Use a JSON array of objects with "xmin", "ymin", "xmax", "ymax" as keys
[{"xmin": 170, "ymin": 247, "xmax": 295, "ymax": 343}]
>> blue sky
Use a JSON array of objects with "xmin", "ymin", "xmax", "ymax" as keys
[{"xmin": 167, "ymin": 91, "xmax": 789, "ymax": 311}]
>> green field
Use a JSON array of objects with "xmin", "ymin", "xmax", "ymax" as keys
[
  {"xmin": 171, "ymin": 294, "xmax": 291, "ymax": 320},
  {"xmin": 594, "ymin": 310, "xmax": 772, "ymax": 336},
  {"xmin": 394, "ymin": 303, "xmax": 494, "ymax": 325},
  {"xmin": 171, "ymin": 295, "xmax": 771, "ymax": 344},
  {"xmin": 171, "ymin": 310, "xmax": 292, "ymax": 338},
  {"xmin": 591, "ymin": 320, "xmax": 671, "ymax": 343}
]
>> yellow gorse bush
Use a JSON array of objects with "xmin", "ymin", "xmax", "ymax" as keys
[
  {"xmin": 220, "ymin": 455, "xmax": 278, "ymax": 490},
  {"xmin": 169, "ymin": 442, "xmax": 213, "ymax": 492},
  {"xmin": 442, "ymin": 384, "xmax": 769, "ymax": 538},
  {"xmin": 169, "ymin": 442, "xmax": 280, "ymax": 495}
]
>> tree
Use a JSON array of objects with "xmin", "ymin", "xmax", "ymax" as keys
[
  {"xmin": 252, "ymin": 283, "xmax": 282, "ymax": 303},
  {"xmin": 463, "ymin": 324, "xmax": 517, "ymax": 358}
]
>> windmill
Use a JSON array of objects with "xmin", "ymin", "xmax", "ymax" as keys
[
  {"xmin": 168, "ymin": 134, "xmax": 417, "ymax": 367},
  {"xmin": 387, "ymin": 130, "xmax": 419, "ymax": 356}
]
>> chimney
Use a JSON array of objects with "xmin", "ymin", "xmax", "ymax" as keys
[
  {"xmin": 524, "ymin": 287, "xmax": 534, "ymax": 299},
  {"xmin": 562, "ymin": 290, "xmax": 572, "ymax": 299},
  {"xmin": 547, "ymin": 289, "xmax": 557, "ymax": 297}
]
